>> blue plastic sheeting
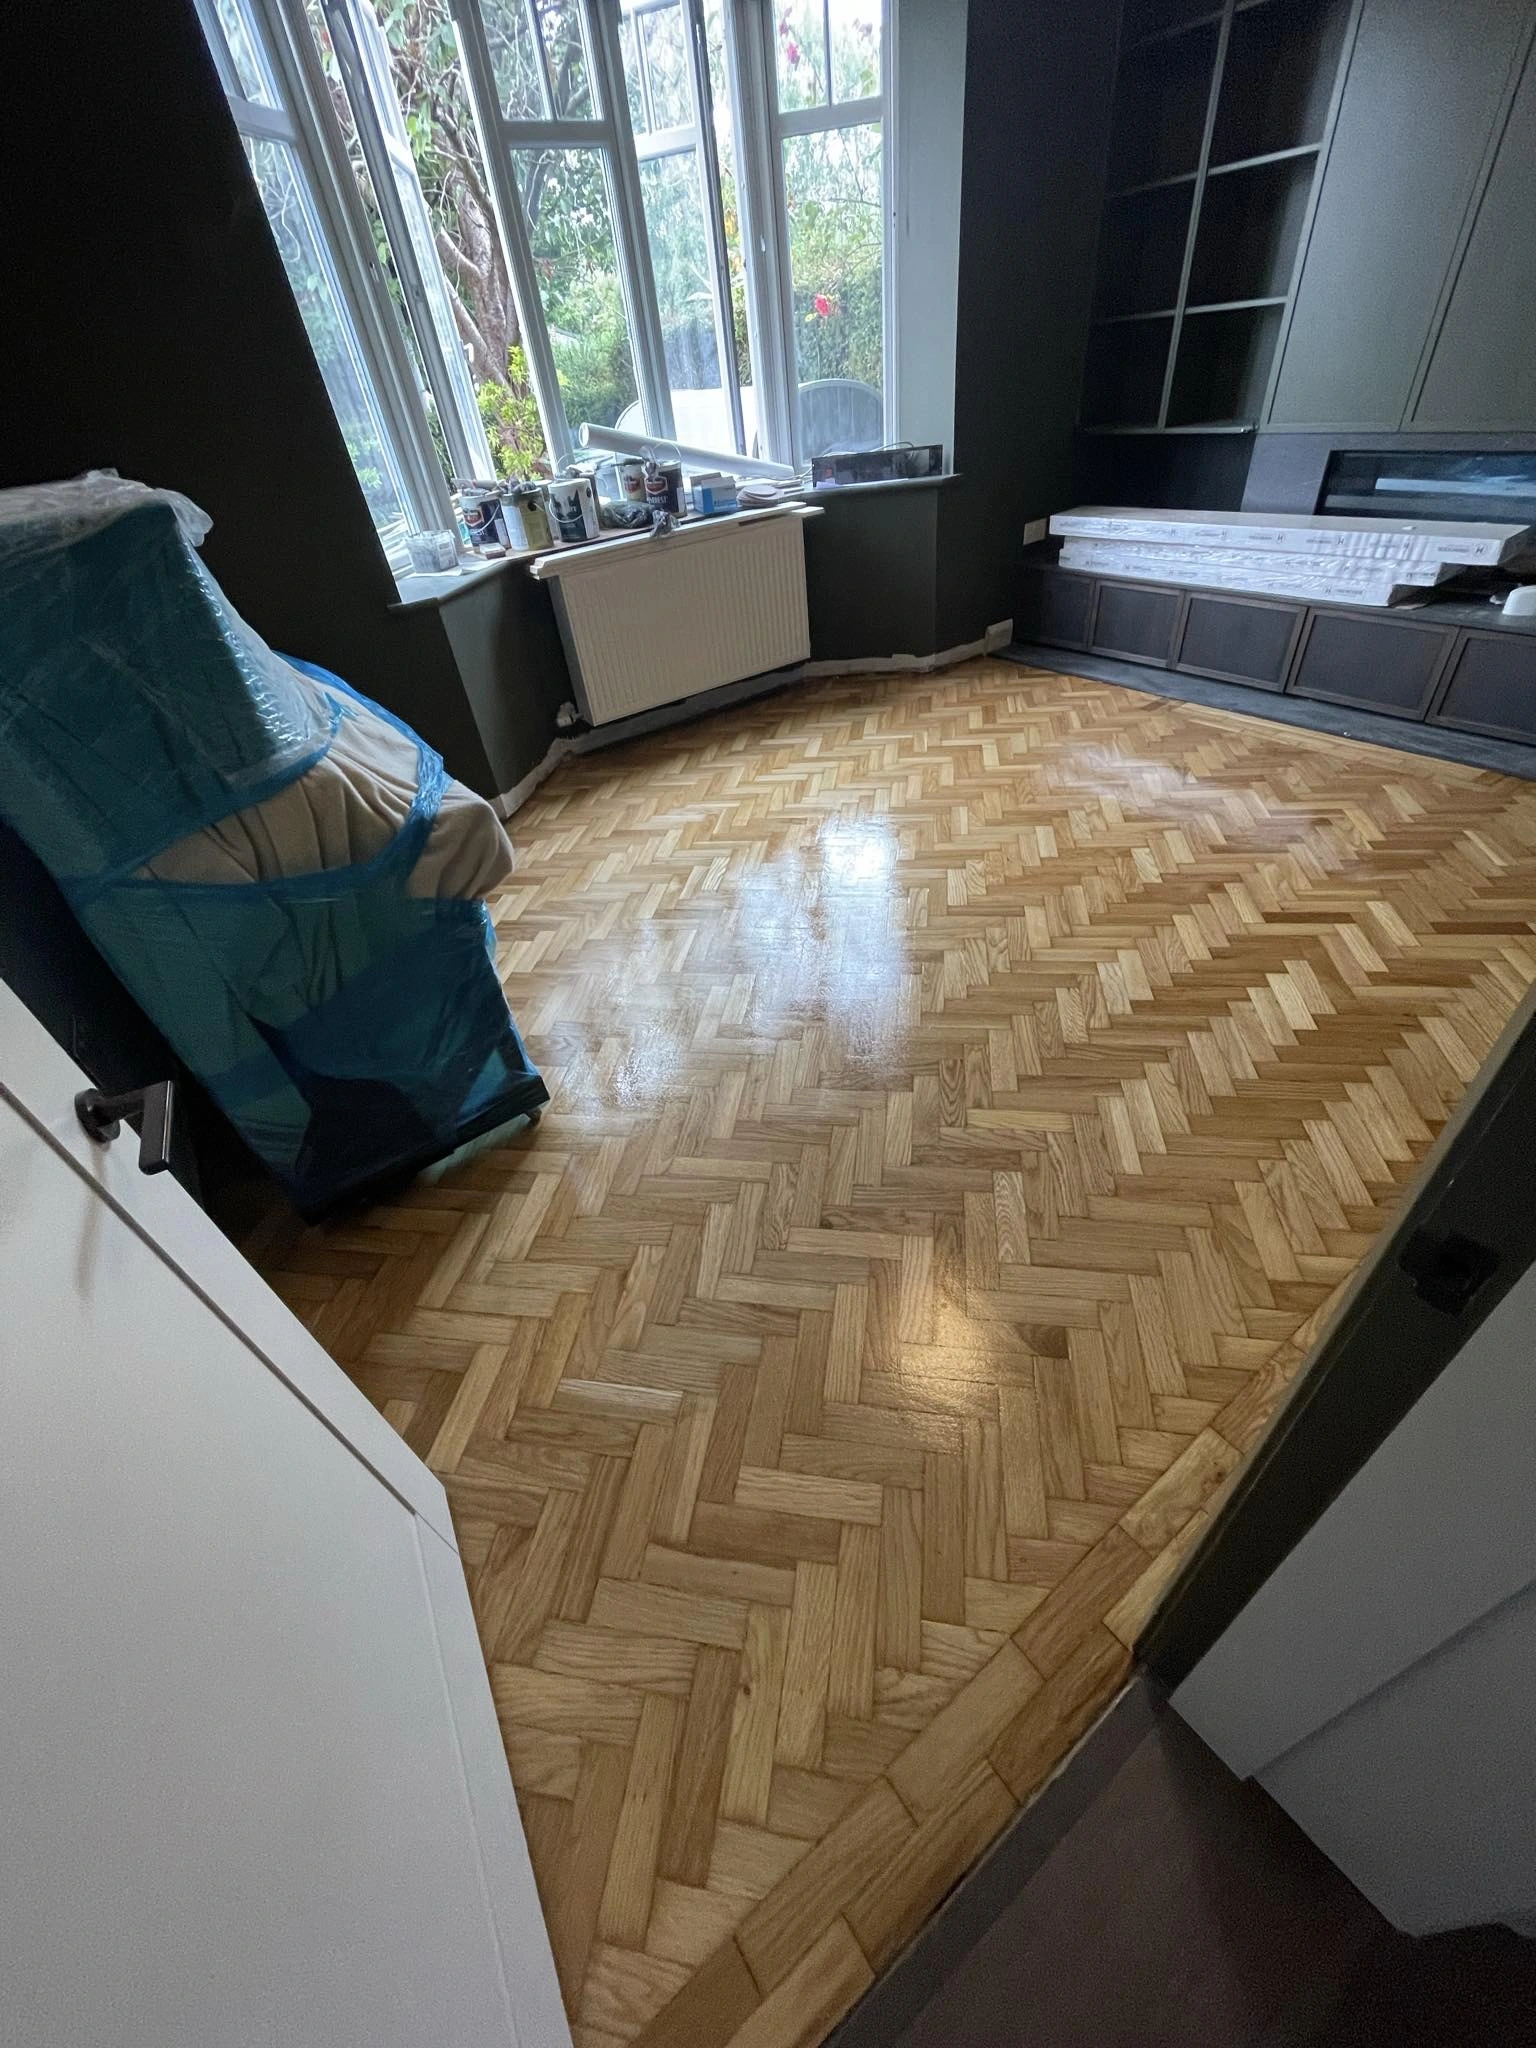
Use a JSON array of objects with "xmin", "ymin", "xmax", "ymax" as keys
[{"xmin": 0, "ymin": 475, "xmax": 546, "ymax": 1211}]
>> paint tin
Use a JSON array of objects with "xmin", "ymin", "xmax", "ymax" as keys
[
  {"xmin": 458, "ymin": 488, "xmax": 505, "ymax": 551},
  {"xmin": 496, "ymin": 490, "xmax": 529, "ymax": 551},
  {"xmin": 614, "ymin": 457, "xmax": 648, "ymax": 506},
  {"xmin": 643, "ymin": 460, "xmax": 671, "ymax": 519},
  {"xmin": 547, "ymin": 474, "xmax": 600, "ymax": 544},
  {"xmin": 513, "ymin": 483, "xmax": 553, "ymax": 551}
]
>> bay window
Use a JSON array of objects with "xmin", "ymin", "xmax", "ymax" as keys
[
  {"xmin": 201, "ymin": 0, "xmax": 907, "ymax": 570},
  {"xmin": 451, "ymin": 0, "xmax": 891, "ymax": 468},
  {"xmin": 195, "ymin": 0, "xmax": 467, "ymax": 565}
]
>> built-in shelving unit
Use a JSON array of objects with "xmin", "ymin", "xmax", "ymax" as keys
[{"xmin": 1083, "ymin": 0, "xmax": 1356, "ymax": 434}]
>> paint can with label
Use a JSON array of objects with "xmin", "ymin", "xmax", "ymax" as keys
[
  {"xmin": 547, "ymin": 474, "xmax": 600, "ymax": 544},
  {"xmin": 512, "ymin": 483, "xmax": 553, "ymax": 551},
  {"xmin": 643, "ymin": 459, "xmax": 672, "ymax": 521},
  {"xmin": 613, "ymin": 456, "xmax": 648, "ymax": 507},
  {"xmin": 457, "ymin": 487, "xmax": 505, "ymax": 551}
]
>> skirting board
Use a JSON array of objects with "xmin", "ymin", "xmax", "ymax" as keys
[{"xmin": 492, "ymin": 621, "xmax": 1013, "ymax": 819}]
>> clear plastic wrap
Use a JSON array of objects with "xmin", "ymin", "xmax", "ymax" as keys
[{"xmin": 0, "ymin": 473, "xmax": 547, "ymax": 1211}]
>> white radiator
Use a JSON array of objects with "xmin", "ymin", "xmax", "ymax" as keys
[{"xmin": 529, "ymin": 504, "xmax": 820, "ymax": 726}]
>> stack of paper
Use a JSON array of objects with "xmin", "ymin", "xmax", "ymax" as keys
[{"xmin": 1048, "ymin": 507, "xmax": 1533, "ymax": 607}]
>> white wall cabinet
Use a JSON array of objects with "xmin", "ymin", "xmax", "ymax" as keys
[
  {"xmin": 1173, "ymin": 1252, "xmax": 1536, "ymax": 1937},
  {"xmin": 0, "ymin": 981, "xmax": 570, "ymax": 2048}
]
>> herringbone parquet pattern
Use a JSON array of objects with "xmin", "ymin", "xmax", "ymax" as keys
[{"xmin": 263, "ymin": 661, "xmax": 1536, "ymax": 2048}]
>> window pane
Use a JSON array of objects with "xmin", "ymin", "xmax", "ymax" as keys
[
  {"xmin": 775, "ymin": 0, "xmax": 828, "ymax": 111},
  {"xmin": 213, "ymin": 0, "xmax": 281, "ymax": 106},
  {"xmin": 483, "ymin": 0, "xmax": 546, "ymax": 118},
  {"xmin": 245, "ymin": 136, "xmax": 415, "ymax": 539},
  {"xmin": 828, "ymin": 0, "xmax": 880, "ymax": 101},
  {"xmin": 640, "ymin": 2, "xmax": 691, "ymax": 129},
  {"xmin": 313, "ymin": 0, "xmax": 548, "ymax": 482},
  {"xmin": 484, "ymin": 0, "xmax": 593, "ymax": 120},
  {"xmin": 539, "ymin": 0, "xmax": 594, "ymax": 118},
  {"xmin": 513, "ymin": 148, "xmax": 638, "ymax": 430},
  {"xmin": 639, "ymin": 150, "xmax": 738, "ymax": 447},
  {"xmin": 704, "ymin": 0, "xmax": 755, "ymax": 444},
  {"xmin": 782, "ymin": 123, "xmax": 884, "ymax": 452}
]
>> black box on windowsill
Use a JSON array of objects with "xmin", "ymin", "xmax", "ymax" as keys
[{"xmin": 810, "ymin": 444, "xmax": 944, "ymax": 488}]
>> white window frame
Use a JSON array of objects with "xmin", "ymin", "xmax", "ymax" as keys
[
  {"xmin": 319, "ymin": 0, "xmax": 499, "ymax": 485},
  {"xmin": 450, "ymin": 0, "xmax": 893, "ymax": 471},
  {"xmin": 628, "ymin": 0, "xmax": 748, "ymax": 457},
  {"xmin": 448, "ymin": 0, "xmax": 676, "ymax": 471},
  {"xmin": 728, "ymin": 0, "xmax": 893, "ymax": 466},
  {"xmin": 195, "ymin": 0, "xmax": 460, "ymax": 564}
]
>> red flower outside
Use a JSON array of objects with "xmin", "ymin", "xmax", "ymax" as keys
[{"xmin": 813, "ymin": 293, "xmax": 831, "ymax": 318}]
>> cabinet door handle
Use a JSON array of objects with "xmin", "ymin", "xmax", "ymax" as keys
[{"xmin": 74, "ymin": 1080, "xmax": 176, "ymax": 1176}]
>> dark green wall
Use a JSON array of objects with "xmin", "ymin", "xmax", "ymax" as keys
[
  {"xmin": 803, "ymin": 486, "xmax": 943, "ymax": 661},
  {"xmin": 935, "ymin": 0, "xmax": 1122, "ymax": 649}
]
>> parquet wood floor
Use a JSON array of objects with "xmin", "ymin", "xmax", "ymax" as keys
[{"xmin": 262, "ymin": 661, "xmax": 1536, "ymax": 2048}]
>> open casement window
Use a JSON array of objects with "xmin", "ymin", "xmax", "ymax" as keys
[
  {"xmin": 451, "ymin": 0, "xmax": 889, "ymax": 470},
  {"xmin": 448, "ymin": 0, "xmax": 673, "ymax": 469},
  {"xmin": 196, "ymin": 0, "xmax": 461, "ymax": 568},
  {"xmin": 318, "ymin": 0, "xmax": 498, "ymax": 485}
]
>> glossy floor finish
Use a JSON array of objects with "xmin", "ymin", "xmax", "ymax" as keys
[{"xmin": 263, "ymin": 661, "xmax": 1536, "ymax": 2048}]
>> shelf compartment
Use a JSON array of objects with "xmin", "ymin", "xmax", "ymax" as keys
[
  {"xmin": 1166, "ymin": 302, "xmax": 1283, "ymax": 427},
  {"xmin": 1107, "ymin": 23, "xmax": 1219, "ymax": 191},
  {"xmin": 1187, "ymin": 151, "xmax": 1317, "ymax": 302},
  {"xmin": 1211, "ymin": 0, "xmax": 1351, "ymax": 165},
  {"xmin": 1078, "ymin": 421, "xmax": 1257, "ymax": 436},
  {"xmin": 1081, "ymin": 317, "xmax": 1175, "ymax": 429},
  {"xmin": 1093, "ymin": 182, "xmax": 1196, "ymax": 318},
  {"xmin": 1124, "ymin": 0, "xmax": 1221, "ymax": 45}
]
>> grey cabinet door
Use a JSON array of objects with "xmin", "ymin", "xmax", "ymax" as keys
[
  {"xmin": 1091, "ymin": 582, "xmax": 1182, "ymax": 666},
  {"xmin": 1269, "ymin": 0, "xmax": 1532, "ymax": 429},
  {"xmin": 1288, "ymin": 610, "xmax": 1453, "ymax": 718},
  {"xmin": 1415, "ymin": 44, "xmax": 1536, "ymax": 429},
  {"xmin": 1177, "ymin": 595, "xmax": 1303, "ymax": 690}
]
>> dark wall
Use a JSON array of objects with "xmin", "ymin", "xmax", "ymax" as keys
[
  {"xmin": 935, "ymin": 0, "xmax": 1122, "ymax": 648},
  {"xmin": 0, "ymin": 0, "xmax": 506, "ymax": 792},
  {"xmin": 436, "ymin": 571, "xmax": 574, "ymax": 792},
  {"xmin": 804, "ymin": 486, "xmax": 943, "ymax": 661}
]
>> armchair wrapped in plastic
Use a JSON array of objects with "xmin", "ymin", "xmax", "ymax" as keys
[{"xmin": 0, "ymin": 473, "xmax": 547, "ymax": 1213}]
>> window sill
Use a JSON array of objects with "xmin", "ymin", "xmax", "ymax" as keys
[
  {"xmin": 390, "ymin": 477, "xmax": 960, "ymax": 611},
  {"xmin": 805, "ymin": 472, "xmax": 963, "ymax": 501},
  {"xmin": 391, "ymin": 548, "xmax": 539, "ymax": 613}
]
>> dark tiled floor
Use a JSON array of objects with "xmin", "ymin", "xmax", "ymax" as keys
[
  {"xmin": 831, "ymin": 1681, "xmax": 1536, "ymax": 2048},
  {"xmin": 1006, "ymin": 644, "xmax": 1536, "ymax": 781}
]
